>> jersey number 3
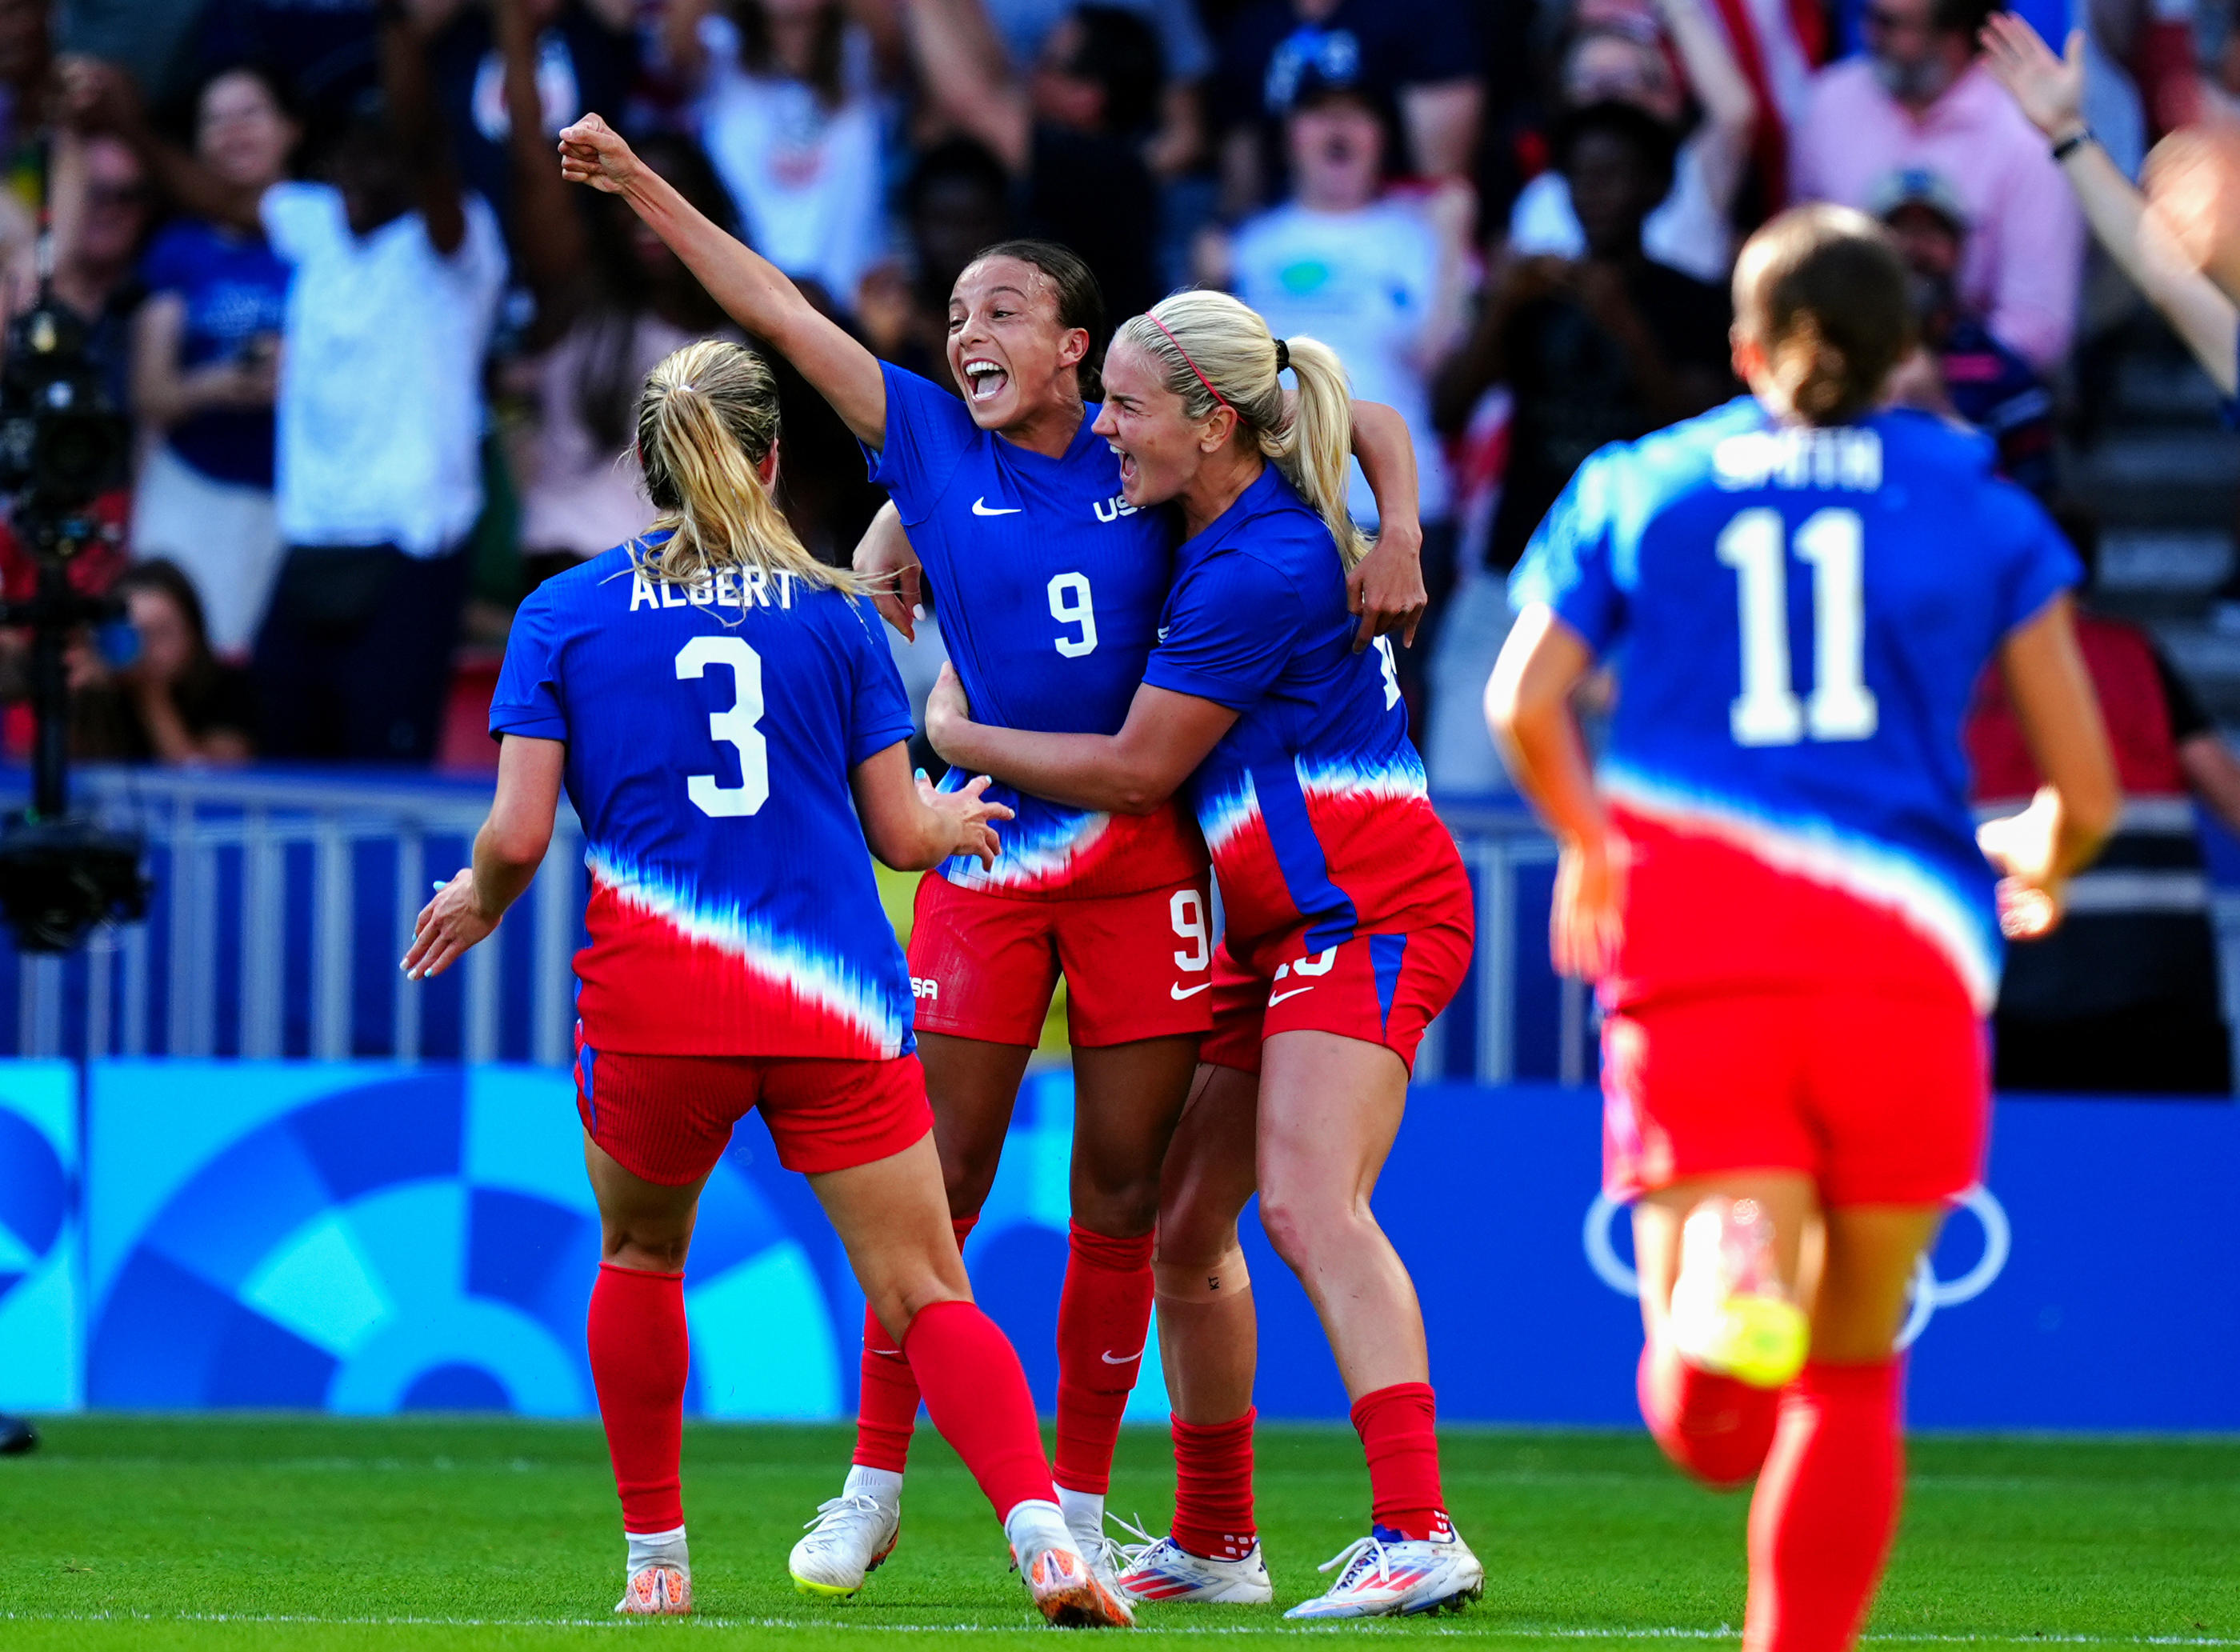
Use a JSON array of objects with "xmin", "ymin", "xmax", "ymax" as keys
[
  {"xmin": 1717, "ymin": 506, "xmax": 1878, "ymax": 747},
  {"xmin": 675, "ymin": 636, "xmax": 769, "ymax": 817}
]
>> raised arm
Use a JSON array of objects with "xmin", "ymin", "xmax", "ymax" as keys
[
  {"xmin": 1654, "ymin": 0, "xmax": 1758, "ymax": 216},
  {"xmin": 560, "ymin": 114, "xmax": 889, "ymax": 442},
  {"xmin": 1983, "ymin": 15, "xmax": 2238, "ymax": 393},
  {"xmin": 1977, "ymin": 593, "xmax": 2121, "ymax": 938},
  {"xmin": 380, "ymin": 4, "xmax": 466, "ymax": 256},
  {"xmin": 1484, "ymin": 604, "xmax": 1624, "ymax": 979},
  {"xmin": 926, "ymin": 664, "xmax": 1237, "ymax": 814},
  {"xmin": 59, "ymin": 55, "xmax": 263, "ymax": 232},
  {"xmin": 850, "ymin": 742, "xmax": 1012, "ymax": 870},
  {"xmin": 900, "ymin": 0, "xmax": 1030, "ymax": 172},
  {"xmin": 498, "ymin": 0, "xmax": 587, "ymax": 320},
  {"xmin": 403, "ymin": 735, "xmax": 566, "ymax": 979}
]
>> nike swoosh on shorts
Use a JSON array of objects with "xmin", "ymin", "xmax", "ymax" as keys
[
  {"xmin": 1170, "ymin": 981, "xmax": 1212, "ymax": 999},
  {"xmin": 1267, "ymin": 986, "xmax": 1315, "ymax": 1006},
  {"xmin": 972, "ymin": 497, "xmax": 1021, "ymax": 516}
]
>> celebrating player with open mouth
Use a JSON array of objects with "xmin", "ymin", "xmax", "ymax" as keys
[
  {"xmin": 1486, "ymin": 206, "xmax": 2119, "ymax": 1651},
  {"xmin": 402, "ymin": 339, "xmax": 1134, "ymax": 1626},
  {"xmin": 552, "ymin": 111, "xmax": 1427, "ymax": 1598},
  {"xmin": 927, "ymin": 290, "xmax": 1483, "ymax": 1620}
]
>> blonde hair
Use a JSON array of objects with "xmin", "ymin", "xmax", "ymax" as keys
[
  {"xmin": 633, "ymin": 338, "xmax": 861, "ymax": 592},
  {"xmin": 1110, "ymin": 291, "xmax": 1367, "ymax": 566}
]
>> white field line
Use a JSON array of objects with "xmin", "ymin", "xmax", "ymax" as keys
[{"xmin": 1, "ymin": 1615, "xmax": 2235, "ymax": 1645}]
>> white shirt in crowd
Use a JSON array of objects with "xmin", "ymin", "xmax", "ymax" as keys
[
  {"xmin": 1229, "ymin": 197, "xmax": 1454, "ymax": 525},
  {"xmin": 262, "ymin": 182, "xmax": 508, "ymax": 558},
  {"xmin": 696, "ymin": 11, "xmax": 888, "ymax": 308},
  {"xmin": 1507, "ymin": 134, "xmax": 1733, "ymax": 284}
]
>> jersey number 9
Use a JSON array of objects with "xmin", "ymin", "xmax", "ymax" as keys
[
  {"xmin": 1717, "ymin": 507, "xmax": 1878, "ymax": 748},
  {"xmin": 675, "ymin": 636, "xmax": 770, "ymax": 817},
  {"xmin": 1048, "ymin": 571, "xmax": 1098, "ymax": 658}
]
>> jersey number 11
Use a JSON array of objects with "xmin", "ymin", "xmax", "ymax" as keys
[{"xmin": 1717, "ymin": 506, "xmax": 1878, "ymax": 747}]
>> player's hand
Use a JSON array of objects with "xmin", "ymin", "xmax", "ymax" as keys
[
  {"xmin": 558, "ymin": 113, "xmax": 639, "ymax": 194},
  {"xmin": 1978, "ymin": 801, "xmax": 2069, "ymax": 940},
  {"xmin": 1551, "ymin": 830, "xmax": 1626, "ymax": 981},
  {"xmin": 1348, "ymin": 523, "xmax": 1427, "ymax": 651},
  {"xmin": 402, "ymin": 869, "xmax": 500, "ymax": 980},
  {"xmin": 924, "ymin": 662, "xmax": 971, "ymax": 759},
  {"xmin": 1979, "ymin": 15, "xmax": 2085, "ymax": 142},
  {"xmin": 853, "ymin": 502, "xmax": 924, "ymax": 641},
  {"xmin": 923, "ymin": 770, "xmax": 1014, "ymax": 869}
]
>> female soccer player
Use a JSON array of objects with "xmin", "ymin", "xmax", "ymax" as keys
[
  {"xmin": 1485, "ymin": 206, "xmax": 2119, "ymax": 1651},
  {"xmin": 926, "ymin": 290, "xmax": 1483, "ymax": 1619},
  {"xmin": 553, "ymin": 111, "xmax": 1428, "ymax": 1594},
  {"xmin": 401, "ymin": 339, "xmax": 1133, "ymax": 1629}
]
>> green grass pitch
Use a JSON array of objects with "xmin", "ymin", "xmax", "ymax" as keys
[{"xmin": 2, "ymin": 1417, "xmax": 2234, "ymax": 1649}]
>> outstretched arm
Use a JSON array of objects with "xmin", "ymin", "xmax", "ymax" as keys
[
  {"xmin": 560, "ymin": 114, "xmax": 890, "ymax": 442},
  {"xmin": 499, "ymin": 0, "xmax": 587, "ymax": 321},
  {"xmin": 1983, "ymin": 15, "xmax": 2238, "ymax": 394},
  {"xmin": 900, "ymin": 0, "xmax": 1029, "ymax": 172},
  {"xmin": 926, "ymin": 664, "xmax": 1237, "ymax": 814},
  {"xmin": 404, "ymin": 736, "xmax": 566, "ymax": 978},
  {"xmin": 1653, "ymin": 0, "xmax": 1758, "ymax": 217},
  {"xmin": 380, "ymin": 4, "xmax": 466, "ymax": 255}
]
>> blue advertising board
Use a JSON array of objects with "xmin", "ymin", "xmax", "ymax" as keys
[
  {"xmin": 30, "ymin": 1059, "xmax": 2240, "ymax": 1430},
  {"xmin": 0, "ymin": 1060, "xmax": 78, "ymax": 1411}
]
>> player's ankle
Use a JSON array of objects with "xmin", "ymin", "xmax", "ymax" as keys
[
  {"xmin": 844, "ymin": 1464, "xmax": 905, "ymax": 1505},
  {"xmin": 1003, "ymin": 1498, "xmax": 1076, "ymax": 1565},
  {"xmin": 626, "ymin": 1523, "xmax": 689, "ymax": 1576}
]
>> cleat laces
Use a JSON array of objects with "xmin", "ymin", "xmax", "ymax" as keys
[
  {"xmin": 1318, "ymin": 1532, "xmax": 1396, "ymax": 1594},
  {"xmin": 801, "ymin": 1491, "xmax": 886, "ymax": 1534}
]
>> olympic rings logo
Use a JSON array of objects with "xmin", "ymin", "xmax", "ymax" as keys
[{"xmin": 1581, "ymin": 1185, "xmax": 2010, "ymax": 1350}]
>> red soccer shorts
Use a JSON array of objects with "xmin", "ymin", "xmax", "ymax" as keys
[
  {"xmin": 1200, "ymin": 912, "xmax": 1473, "ymax": 1077},
  {"xmin": 906, "ymin": 872, "xmax": 1216, "ymax": 1048},
  {"xmin": 1600, "ymin": 989, "xmax": 1989, "ymax": 1207},
  {"xmin": 574, "ymin": 1032, "xmax": 934, "ymax": 1186}
]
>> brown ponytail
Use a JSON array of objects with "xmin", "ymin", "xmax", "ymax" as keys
[
  {"xmin": 1733, "ymin": 205, "xmax": 1915, "ymax": 427},
  {"xmin": 633, "ymin": 338, "xmax": 863, "ymax": 594}
]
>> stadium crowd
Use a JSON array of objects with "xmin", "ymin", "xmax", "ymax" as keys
[{"xmin": 2, "ymin": 0, "xmax": 2239, "ymax": 1090}]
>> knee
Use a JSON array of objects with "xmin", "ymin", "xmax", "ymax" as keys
[
  {"xmin": 1256, "ymin": 1183, "xmax": 1337, "ymax": 1270},
  {"xmin": 602, "ymin": 1221, "xmax": 690, "ymax": 1274},
  {"xmin": 1073, "ymin": 1171, "xmax": 1162, "ymax": 1240},
  {"xmin": 940, "ymin": 1154, "xmax": 998, "ymax": 1221}
]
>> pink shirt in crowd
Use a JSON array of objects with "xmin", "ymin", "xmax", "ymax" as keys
[{"xmin": 1790, "ymin": 58, "xmax": 2083, "ymax": 371}]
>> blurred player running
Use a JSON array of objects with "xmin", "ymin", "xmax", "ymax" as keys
[
  {"xmin": 1486, "ymin": 206, "xmax": 2118, "ymax": 1651},
  {"xmin": 552, "ymin": 112, "xmax": 1427, "ymax": 1595},
  {"xmin": 928, "ymin": 291, "xmax": 1482, "ymax": 1619},
  {"xmin": 401, "ymin": 340, "xmax": 1132, "ymax": 1629}
]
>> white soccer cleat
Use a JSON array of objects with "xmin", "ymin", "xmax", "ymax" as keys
[
  {"xmin": 1668, "ymin": 1196, "xmax": 1810, "ymax": 1390},
  {"xmin": 1022, "ymin": 1542, "xmax": 1138, "ymax": 1628},
  {"xmin": 1282, "ymin": 1529, "xmax": 1483, "ymax": 1619},
  {"xmin": 615, "ymin": 1562, "xmax": 691, "ymax": 1615},
  {"xmin": 1114, "ymin": 1530, "xmax": 1274, "ymax": 1605},
  {"xmin": 789, "ymin": 1490, "xmax": 902, "ymax": 1598}
]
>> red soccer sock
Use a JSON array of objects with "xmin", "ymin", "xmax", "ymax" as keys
[
  {"xmin": 1639, "ymin": 1340, "xmax": 1781, "ymax": 1489},
  {"xmin": 902, "ymin": 1298, "xmax": 1056, "ymax": 1524},
  {"xmin": 1170, "ymin": 1408, "xmax": 1257, "ymax": 1561},
  {"xmin": 1745, "ymin": 1359, "xmax": 1904, "ymax": 1652},
  {"xmin": 1351, "ymin": 1382, "xmax": 1449, "ymax": 1541},
  {"xmin": 587, "ymin": 1262, "xmax": 690, "ymax": 1534},
  {"xmin": 853, "ymin": 1215, "xmax": 978, "ymax": 1474},
  {"xmin": 1052, "ymin": 1222, "xmax": 1155, "ymax": 1496}
]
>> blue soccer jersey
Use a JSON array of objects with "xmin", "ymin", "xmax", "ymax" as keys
[
  {"xmin": 1142, "ymin": 466, "xmax": 1466, "ymax": 958},
  {"xmin": 866, "ymin": 362, "xmax": 1207, "ymax": 898},
  {"xmin": 1512, "ymin": 398, "xmax": 2081, "ymax": 1010},
  {"xmin": 490, "ymin": 542, "xmax": 919, "ymax": 1058}
]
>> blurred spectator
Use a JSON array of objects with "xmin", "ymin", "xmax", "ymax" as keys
[
  {"xmin": 1213, "ymin": 0, "xmax": 1482, "ymax": 218},
  {"xmin": 58, "ymin": 0, "xmax": 208, "ymax": 110},
  {"xmin": 193, "ymin": 0, "xmax": 382, "ymax": 117},
  {"xmin": 129, "ymin": 66, "xmax": 299, "ymax": 659},
  {"xmin": 1509, "ymin": 0, "xmax": 1758, "ymax": 283},
  {"xmin": 906, "ymin": 0, "xmax": 1164, "ymax": 323},
  {"xmin": 1969, "ymin": 510, "xmax": 2239, "ymax": 1095},
  {"xmin": 856, "ymin": 136, "xmax": 1013, "ymax": 388},
  {"xmin": 49, "ymin": 130, "xmax": 154, "ymax": 410},
  {"xmin": 984, "ymin": 0, "xmax": 1207, "ymax": 176},
  {"xmin": 73, "ymin": 10, "xmax": 507, "ymax": 764},
  {"xmin": 665, "ymin": 0, "xmax": 897, "ymax": 313},
  {"xmin": 1437, "ymin": 100, "xmax": 1734, "ymax": 576},
  {"xmin": 0, "ymin": 0, "xmax": 52, "ymax": 180},
  {"xmin": 1789, "ymin": 0, "xmax": 2082, "ymax": 370},
  {"xmin": 430, "ymin": 0, "xmax": 638, "ymax": 238},
  {"xmin": 1874, "ymin": 166, "xmax": 2057, "ymax": 499},
  {"xmin": 1205, "ymin": 62, "xmax": 1472, "ymax": 731},
  {"xmin": 498, "ymin": 0, "xmax": 742, "ymax": 581},
  {"xmin": 68, "ymin": 558, "xmax": 254, "ymax": 765}
]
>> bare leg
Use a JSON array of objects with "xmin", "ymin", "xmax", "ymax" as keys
[
  {"xmin": 918, "ymin": 1030, "xmax": 1036, "ymax": 1218},
  {"xmin": 1152, "ymin": 1062, "xmax": 1261, "ymax": 1422},
  {"xmin": 1069, "ymin": 1034, "xmax": 1198, "ymax": 1237}
]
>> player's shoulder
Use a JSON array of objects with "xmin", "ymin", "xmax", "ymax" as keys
[
  {"xmin": 535, "ymin": 542, "xmax": 645, "ymax": 612},
  {"xmin": 1202, "ymin": 467, "xmax": 1334, "ymax": 575}
]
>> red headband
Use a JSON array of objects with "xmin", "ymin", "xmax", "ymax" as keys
[{"xmin": 1145, "ymin": 313, "xmax": 1233, "ymax": 415}]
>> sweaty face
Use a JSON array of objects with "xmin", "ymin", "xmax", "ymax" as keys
[
  {"xmin": 198, "ymin": 71, "xmax": 297, "ymax": 193},
  {"xmin": 1091, "ymin": 336, "xmax": 1207, "ymax": 508},
  {"xmin": 946, "ymin": 255, "xmax": 1080, "ymax": 430}
]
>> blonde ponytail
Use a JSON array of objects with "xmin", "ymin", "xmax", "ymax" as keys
[
  {"xmin": 1112, "ymin": 290, "xmax": 1368, "ymax": 566},
  {"xmin": 633, "ymin": 338, "xmax": 864, "ymax": 594}
]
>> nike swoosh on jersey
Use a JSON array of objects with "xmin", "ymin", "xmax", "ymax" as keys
[
  {"xmin": 972, "ymin": 497, "xmax": 1022, "ymax": 516},
  {"xmin": 1267, "ymin": 986, "xmax": 1315, "ymax": 1006},
  {"xmin": 1101, "ymin": 1348, "xmax": 1144, "ymax": 1365},
  {"xmin": 1170, "ymin": 981, "xmax": 1212, "ymax": 999}
]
